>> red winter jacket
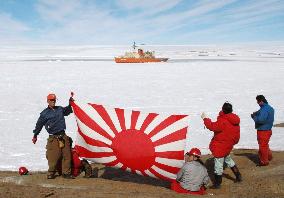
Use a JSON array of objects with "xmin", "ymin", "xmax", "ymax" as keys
[{"xmin": 203, "ymin": 111, "xmax": 240, "ymax": 158}]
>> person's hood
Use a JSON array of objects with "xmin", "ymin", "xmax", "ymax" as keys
[
  {"xmin": 259, "ymin": 102, "xmax": 268, "ymax": 108},
  {"xmin": 218, "ymin": 111, "xmax": 240, "ymax": 125}
]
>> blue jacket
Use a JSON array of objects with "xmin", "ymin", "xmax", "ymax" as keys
[
  {"xmin": 33, "ymin": 105, "xmax": 73, "ymax": 136},
  {"xmin": 252, "ymin": 103, "xmax": 274, "ymax": 130}
]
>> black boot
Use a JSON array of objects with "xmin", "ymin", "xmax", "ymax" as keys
[
  {"xmin": 82, "ymin": 159, "xmax": 93, "ymax": 178},
  {"xmin": 231, "ymin": 165, "xmax": 242, "ymax": 182},
  {"xmin": 62, "ymin": 174, "xmax": 75, "ymax": 179},
  {"xmin": 47, "ymin": 171, "xmax": 56, "ymax": 179},
  {"xmin": 47, "ymin": 174, "xmax": 56, "ymax": 179},
  {"xmin": 211, "ymin": 174, "xmax": 222, "ymax": 189}
]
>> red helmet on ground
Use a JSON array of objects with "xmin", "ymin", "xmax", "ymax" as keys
[
  {"xmin": 188, "ymin": 148, "xmax": 201, "ymax": 158},
  {"xmin": 18, "ymin": 167, "xmax": 28, "ymax": 175}
]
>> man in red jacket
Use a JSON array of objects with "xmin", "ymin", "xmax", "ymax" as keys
[{"xmin": 201, "ymin": 102, "xmax": 242, "ymax": 189}]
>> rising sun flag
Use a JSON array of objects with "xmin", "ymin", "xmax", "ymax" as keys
[{"xmin": 71, "ymin": 101, "xmax": 189, "ymax": 181}]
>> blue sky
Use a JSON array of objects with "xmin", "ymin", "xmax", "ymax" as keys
[{"xmin": 0, "ymin": 0, "xmax": 284, "ymax": 45}]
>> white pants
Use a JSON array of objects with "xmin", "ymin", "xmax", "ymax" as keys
[{"xmin": 214, "ymin": 155, "xmax": 236, "ymax": 175}]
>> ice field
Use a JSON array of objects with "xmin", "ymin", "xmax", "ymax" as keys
[{"xmin": 0, "ymin": 44, "xmax": 283, "ymax": 171}]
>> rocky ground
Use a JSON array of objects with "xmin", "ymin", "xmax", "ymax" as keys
[
  {"xmin": 1, "ymin": 148, "xmax": 284, "ymax": 198},
  {"xmin": 274, "ymin": 123, "xmax": 284, "ymax": 127}
]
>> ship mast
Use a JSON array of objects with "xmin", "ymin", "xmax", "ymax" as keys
[{"xmin": 132, "ymin": 41, "xmax": 138, "ymax": 50}]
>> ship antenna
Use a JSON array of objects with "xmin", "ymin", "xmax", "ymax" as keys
[{"xmin": 132, "ymin": 41, "xmax": 137, "ymax": 50}]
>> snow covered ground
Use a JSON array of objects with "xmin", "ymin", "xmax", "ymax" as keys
[{"xmin": 0, "ymin": 44, "xmax": 283, "ymax": 171}]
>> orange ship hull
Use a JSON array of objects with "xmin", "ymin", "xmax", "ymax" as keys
[{"xmin": 115, "ymin": 57, "xmax": 168, "ymax": 63}]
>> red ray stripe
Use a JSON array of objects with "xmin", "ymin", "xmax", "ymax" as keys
[
  {"xmin": 89, "ymin": 103, "xmax": 119, "ymax": 135},
  {"xmin": 139, "ymin": 113, "xmax": 158, "ymax": 132},
  {"xmin": 154, "ymin": 162, "xmax": 180, "ymax": 174},
  {"xmin": 77, "ymin": 128, "xmax": 110, "ymax": 147},
  {"xmin": 75, "ymin": 145, "xmax": 114, "ymax": 158},
  {"xmin": 105, "ymin": 159, "xmax": 119, "ymax": 167},
  {"xmin": 153, "ymin": 127, "xmax": 187, "ymax": 147},
  {"xmin": 140, "ymin": 171, "xmax": 148, "ymax": 177},
  {"xmin": 156, "ymin": 151, "xmax": 185, "ymax": 159},
  {"xmin": 72, "ymin": 102, "xmax": 114, "ymax": 141},
  {"xmin": 148, "ymin": 168, "xmax": 174, "ymax": 182},
  {"xmin": 148, "ymin": 115, "xmax": 188, "ymax": 138},
  {"xmin": 115, "ymin": 108, "xmax": 126, "ymax": 131},
  {"xmin": 130, "ymin": 110, "xmax": 140, "ymax": 129}
]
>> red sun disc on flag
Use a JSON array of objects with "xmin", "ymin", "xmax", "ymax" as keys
[
  {"xmin": 111, "ymin": 129, "xmax": 155, "ymax": 171},
  {"xmin": 72, "ymin": 102, "xmax": 189, "ymax": 181}
]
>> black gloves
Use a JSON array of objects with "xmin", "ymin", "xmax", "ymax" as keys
[
  {"xmin": 69, "ymin": 97, "xmax": 74, "ymax": 102},
  {"xmin": 32, "ymin": 135, "xmax": 37, "ymax": 144},
  {"xmin": 69, "ymin": 97, "xmax": 74, "ymax": 106},
  {"xmin": 251, "ymin": 111, "xmax": 257, "ymax": 118}
]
